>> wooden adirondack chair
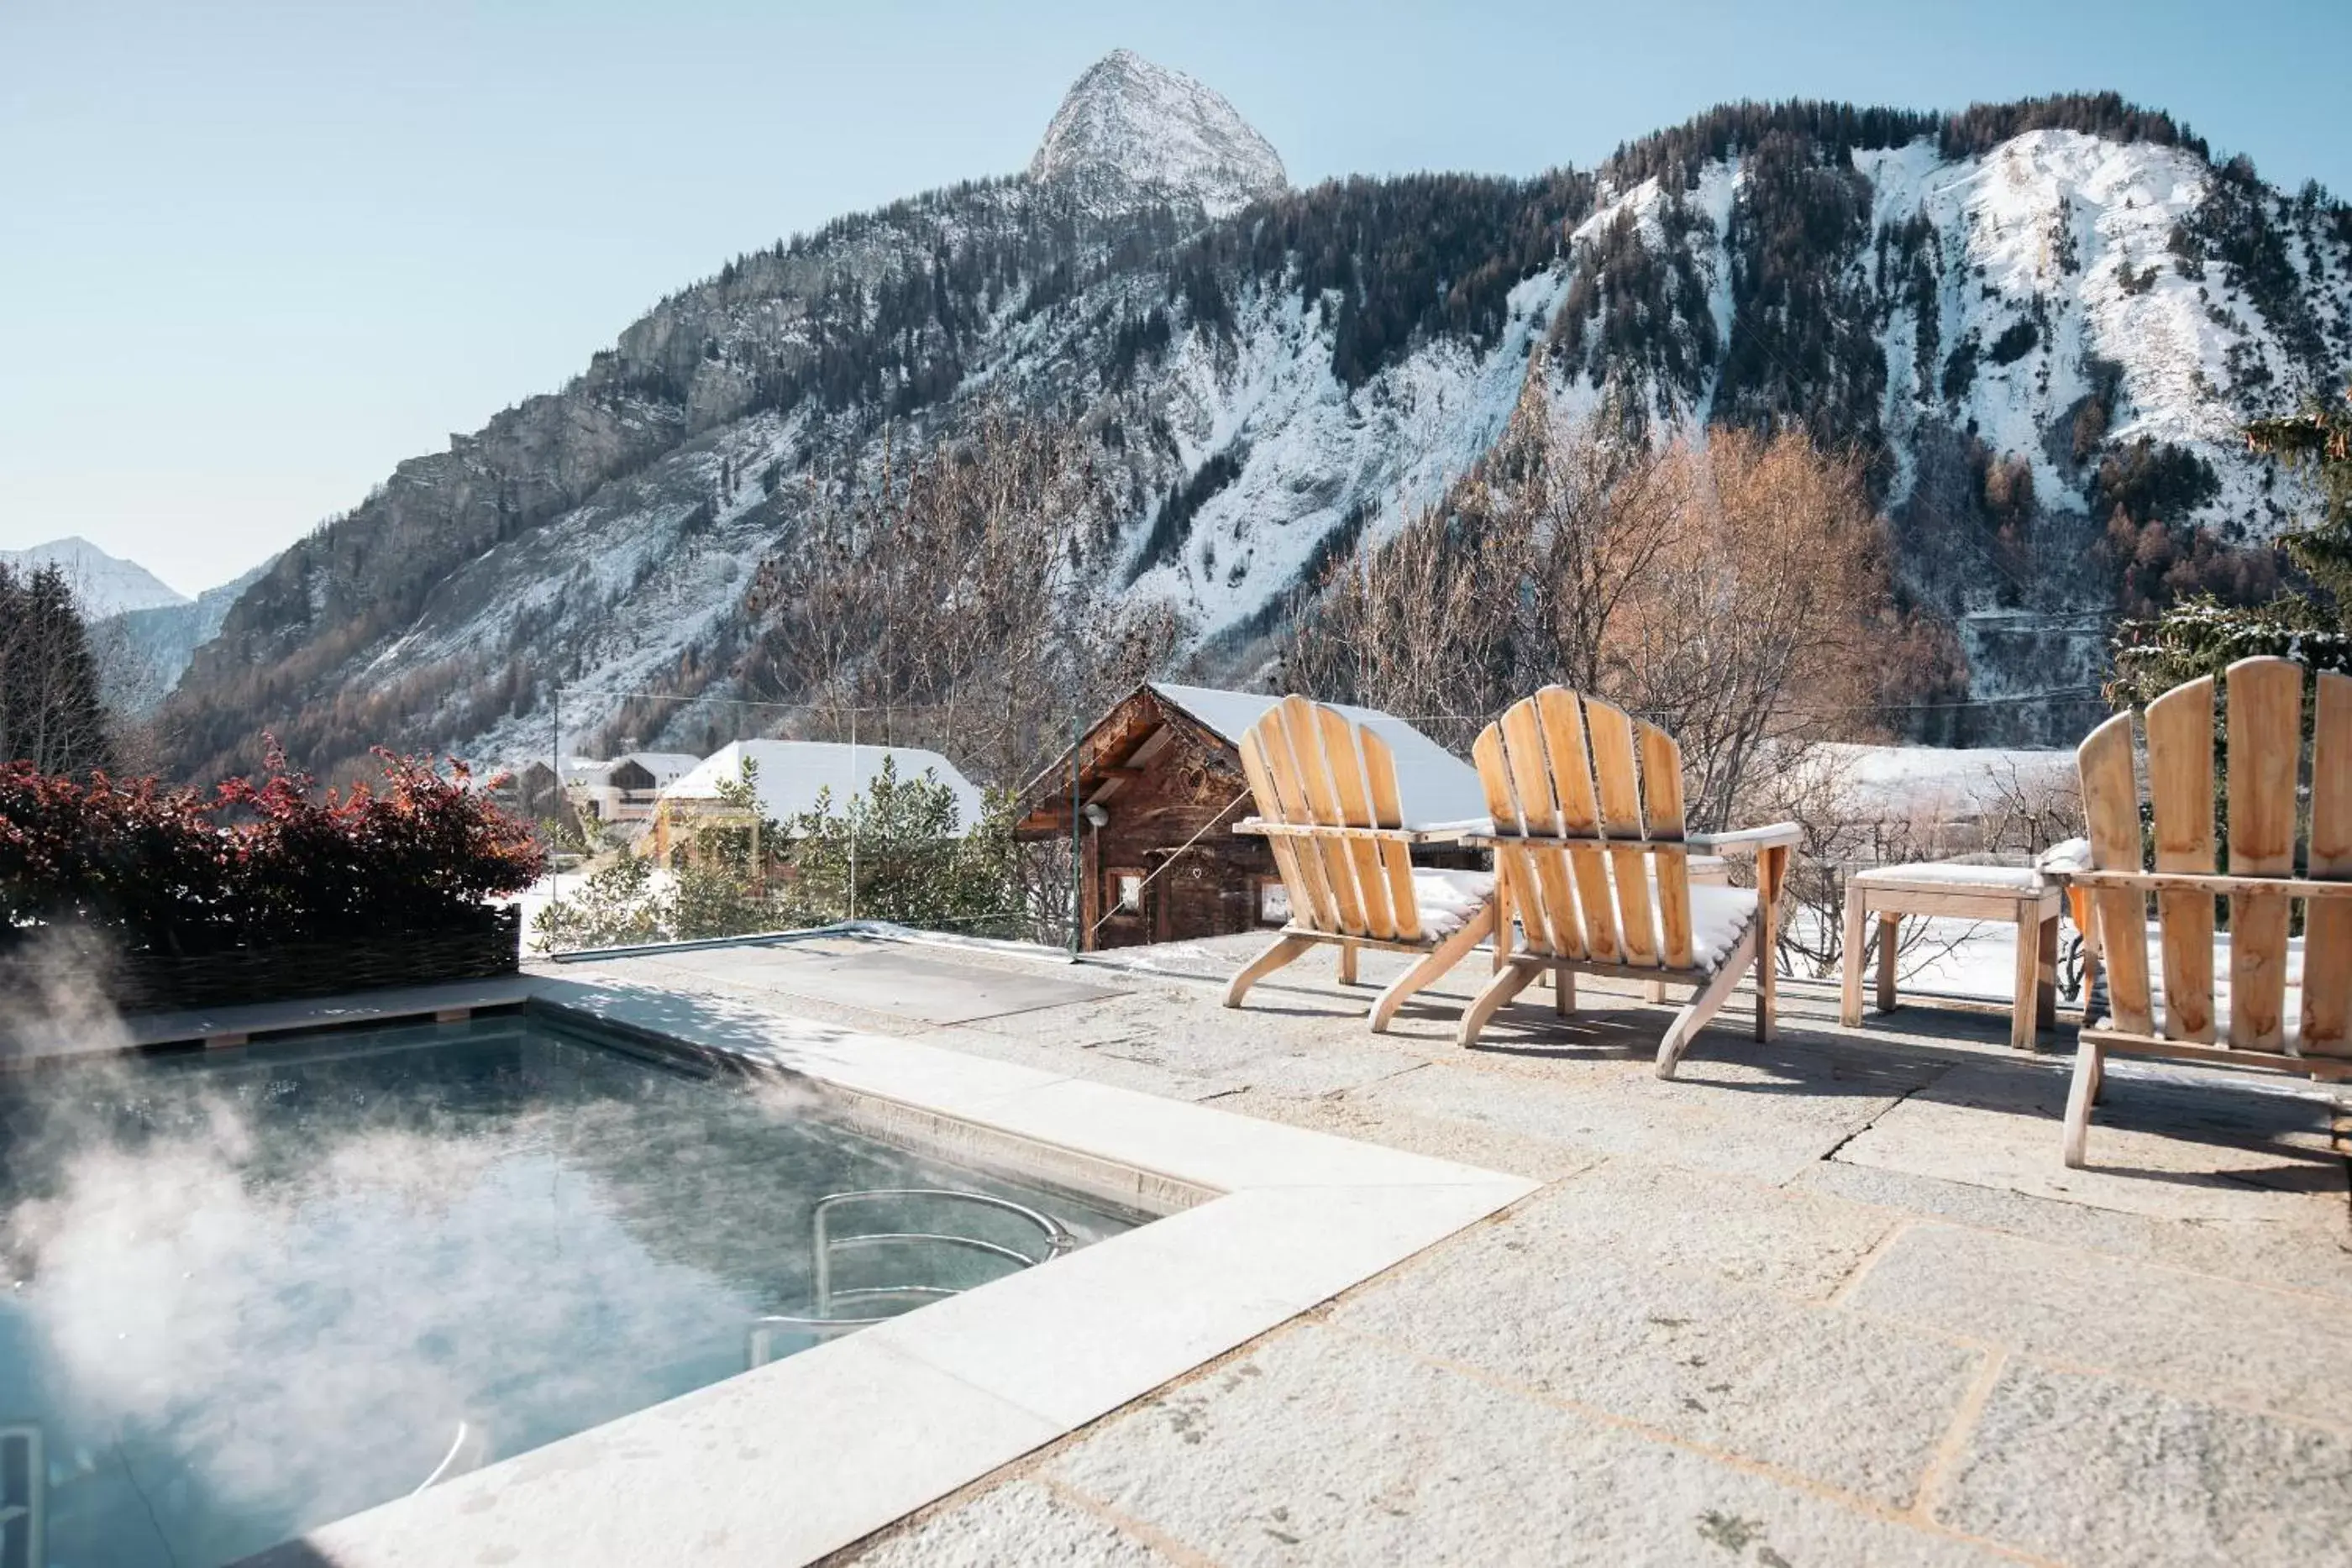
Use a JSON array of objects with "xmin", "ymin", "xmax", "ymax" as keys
[
  {"xmin": 1224, "ymin": 696, "xmax": 1499, "ymax": 1030},
  {"xmin": 1453, "ymin": 688, "xmax": 1798, "ymax": 1078},
  {"xmin": 2063, "ymin": 657, "xmax": 2352, "ymax": 1167}
]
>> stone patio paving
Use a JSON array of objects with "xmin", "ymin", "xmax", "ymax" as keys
[{"xmin": 554, "ymin": 932, "xmax": 2352, "ymax": 1568}]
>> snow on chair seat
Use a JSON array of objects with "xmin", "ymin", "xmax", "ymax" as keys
[
  {"xmin": 1224, "ymin": 696, "xmax": 1500, "ymax": 1031},
  {"xmin": 1410, "ymin": 868, "xmax": 1498, "ymax": 940},
  {"xmin": 1454, "ymin": 687, "xmax": 1798, "ymax": 1077}
]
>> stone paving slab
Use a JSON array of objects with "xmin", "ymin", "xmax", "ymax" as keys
[
  {"xmin": 1326, "ymin": 1207, "xmax": 1981, "ymax": 1507},
  {"xmin": 1209, "ymin": 1085, "xmax": 1604, "ymax": 1184},
  {"xmin": 1038, "ymin": 1323, "xmax": 2013, "ymax": 1567},
  {"xmin": 1360, "ymin": 1053, "xmax": 1914, "ymax": 1184},
  {"xmin": 843, "ymin": 1479, "xmax": 1183, "ymax": 1567},
  {"xmin": 1840, "ymin": 1221, "xmax": 2352, "ymax": 1428},
  {"xmin": 1794, "ymin": 1158, "xmax": 2352, "ymax": 1300},
  {"xmin": 1830, "ymin": 1057, "xmax": 2347, "ymax": 1223},
  {"xmin": 1476, "ymin": 1156, "xmax": 1903, "ymax": 1298},
  {"xmin": 1938, "ymin": 1360, "xmax": 2352, "ymax": 1567}
]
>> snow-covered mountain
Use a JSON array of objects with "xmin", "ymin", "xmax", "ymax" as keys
[
  {"xmin": 1029, "ymin": 49, "xmax": 1286, "ymax": 218},
  {"xmin": 160, "ymin": 68, "xmax": 2352, "ymax": 782},
  {"xmin": 2, "ymin": 537, "xmax": 188, "ymax": 619}
]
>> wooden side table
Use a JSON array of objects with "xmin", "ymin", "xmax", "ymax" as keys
[{"xmin": 1839, "ymin": 863, "xmax": 2061, "ymax": 1050}]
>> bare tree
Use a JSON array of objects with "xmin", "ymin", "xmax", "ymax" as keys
[
  {"xmin": 741, "ymin": 403, "xmax": 1188, "ymax": 789},
  {"xmin": 1611, "ymin": 427, "xmax": 1898, "ymax": 826},
  {"xmin": 1292, "ymin": 405, "xmax": 1935, "ymax": 823}
]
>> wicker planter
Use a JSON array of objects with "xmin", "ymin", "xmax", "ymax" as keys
[{"xmin": 98, "ymin": 908, "xmax": 523, "ymax": 1015}]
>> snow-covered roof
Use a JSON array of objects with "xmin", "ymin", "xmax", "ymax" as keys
[
  {"xmin": 564, "ymin": 752, "xmax": 702, "ymax": 786},
  {"xmin": 612, "ymin": 752, "xmax": 701, "ymax": 784},
  {"xmin": 1148, "ymin": 683, "xmax": 1488, "ymax": 831},
  {"xmin": 659, "ymin": 740, "xmax": 983, "ymax": 832}
]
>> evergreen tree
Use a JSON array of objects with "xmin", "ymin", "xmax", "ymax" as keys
[
  {"xmin": 0, "ymin": 562, "xmax": 116, "ymax": 776},
  {"xmin": 2250, "ymin": 391, "xmax": 2352, "ymax": 609},
  {"xmin": 2109, "ymin": 388, "xmax": 2352, "ymax": 701}
]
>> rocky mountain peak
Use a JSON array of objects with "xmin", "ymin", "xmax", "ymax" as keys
[
  {"xmin": 1027, "ymin": 50, "xmax": 1286, "ymax": 218},
  {"xmin": 0, "ymin": 535, "xmax": 190, "ymax": 619}
]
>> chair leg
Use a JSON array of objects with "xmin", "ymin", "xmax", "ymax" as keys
[
  {"xmin": 1457, "ymin": 961, "xmax": 1538, "ymax": 1049},
  {"xmin": 1337, "ymin": 940, "xmax": 1357, "ymax": 987},
  {"xmin": 2062, "ymin": 1041, "xmax": 2103, "ymax": 1168},
  {"xmin": 1656, "ymin": 931, "xmax": 1756, "ymax": 1080},
  {"xmin": 1839, "ymin": 889, "xmax": 1867, "ymax": 1027},
  {"xmin": 1642, "ymin": 978, "xmax": 1666, "ymax": 1004},
  {"xmin": 1876, "ymin": 913, "xmax": 1900, "ymax": 1014},
  {"xmin": 2037, "ymin": 914, "xmax": 2060, "ymax": 1028},
  {"xmin": 1223, "ymin": 933, "xmax": 1319, "ymax": 1009},
  {"xmin": 1555, "ymin": 966, "xmax": 1574, "ymax": 1016},
  {"xmin": 1369, "ymin": 905, "xmax": 1495, "ymax": 1032}
]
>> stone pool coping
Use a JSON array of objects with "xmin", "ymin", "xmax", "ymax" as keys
[{"xmin": 65, "ymin": 971, "xmax": 1533, "ymax": 1567}]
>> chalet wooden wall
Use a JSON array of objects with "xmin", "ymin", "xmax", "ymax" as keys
[
  {"xmin": 1016, "ymin": 688, "xmax": 1279, "ymax": 952},
  {"xmin": 1082, "ymin": 719, "xmax": 1273, "ymax": 951}
]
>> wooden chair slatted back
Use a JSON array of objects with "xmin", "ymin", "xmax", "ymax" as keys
[
  {"xmin": 1536, "ymin": 689, "xmax": 1619, "ymax": 962},
  {"xmin": 1584, "ymin": 698, "xmax": 1661, "ymax": 966},
  {"xmin": 2082, "ymin": 657, "xmax": 2352, "ymax": 1051},
  {"xmin": 2079, "ymin": 711, "xmax": 2155, "ymax": 1036},
  {"xmin": 1275, "ymin": 696, "xmax": 1368, "ymax": 938},
  {"xmin": 1315, "ymin": 704, "xmax": 1402, "ymax": 942},
  {"xmin": 1359, "ymin": 728, "xmax": 1423, "ymax": 944},
  {"xmin": 2305, "ymin": 672, "xmax": 2352, "ymax": 1054},
  {"xmin": 1473, "ymin": 686, "xmax": 1694, "ymax": 973},
  {"xmin": 2224, "ymin": 660, "xmax": 2299, "ymax": 1048},
  {"xmin": 1638, "ymin": 720, "xmax": 1696, "ymax": 972},
  {"xmin": 2144, "ymin": 677, "xmax": 2218, "ymax": 1042},
  {"xmin": 1241, "ymin": 722, "xmax": 1340, "ymax": 935},
  {"xmin": 1499, "ymin": 696, "xmax": 1583, "ymax": 959},
  {"xmin": 1241, "ymin": 698, "xmax": 1429, "ymax": 944}
]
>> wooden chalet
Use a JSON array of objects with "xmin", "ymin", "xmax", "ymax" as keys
[{"xmin": 1014, "ymin": 684, "xmax": 1488, "ymax": 952}]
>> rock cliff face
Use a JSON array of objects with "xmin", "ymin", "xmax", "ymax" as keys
[
  {"xmin": 160, "ymin": 64, "xmax": 2352, "ymax": 781},
  {"xmin": 1028, "ymin": 49, "xmax": 1286, "ymax": 218}
]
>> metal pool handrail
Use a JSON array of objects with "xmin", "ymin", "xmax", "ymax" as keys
[{"xmin": 748, "ymin": 1188, "xmax": 1077, "ymax": 1363}]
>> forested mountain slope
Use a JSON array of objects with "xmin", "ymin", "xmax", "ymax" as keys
[{"xmin": 160, "ymin": 58, "xmax": 2352, "ymax": 783}]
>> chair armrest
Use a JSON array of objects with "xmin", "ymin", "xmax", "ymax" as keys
[
  {"xmin": 1234, "ymin": 818, "xmax": 1441, "ymax": 844},
  {"xmin": 1686, "ymin": 822, "xmax": 1802, "ymax": 854}
]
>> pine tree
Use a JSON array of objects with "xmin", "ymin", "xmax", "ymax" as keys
[
  {"xmin": 0, "ymin": 562, "xmax": 116, "ymax": 776},
  {"xmin": 2108, "ymin": 388, "xmax": 2352, "ymax": 701},
  {"xmin": 2248, "ymin": 390, "xmax": 2352, "ymax": 611}
]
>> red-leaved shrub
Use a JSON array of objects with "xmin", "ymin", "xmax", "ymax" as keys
[{"xmin": 0, "ymin": 747, "xmax": 546, "ymax": 956}]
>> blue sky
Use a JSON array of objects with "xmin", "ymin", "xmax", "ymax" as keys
[{"xmin": 3, "ymin": 0, "xmax": 2345, "ymax": 595}]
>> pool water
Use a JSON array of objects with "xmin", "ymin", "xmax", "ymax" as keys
[{"xmin": 0, "ymin": 1013, "xmax": 1139, "ymax": 1567}]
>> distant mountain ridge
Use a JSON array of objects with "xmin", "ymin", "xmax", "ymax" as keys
[
  {"xmin": 158, "ymin": 63, "xmax": 2352, "ymax": 781},
  {"xmin": 2, "ymin": 537, "xmax": 188, "ymax": 619}
]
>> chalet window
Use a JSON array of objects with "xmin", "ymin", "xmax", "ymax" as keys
[
  {"xmin": 1257, "ymin": 878, "xmax": 1290, "ymax": 925},
  {"xmin": 1110, "ymin": 870, "xmax": 1144, "ymax": 913}
]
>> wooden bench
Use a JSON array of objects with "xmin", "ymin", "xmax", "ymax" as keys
[{"xmin": 1839, "ymin": 862, "xmax": 2061, "ymax": 1051}]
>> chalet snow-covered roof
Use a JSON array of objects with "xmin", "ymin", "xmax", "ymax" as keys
[
  {"xmin": 1147, "ymin": 684, "xmax": 1488, "ymax": 831},
  {"xmin": 560, "ymin": 752, "xmax": 700, "ymax": 786},
  {"xmin": 659, "ymin": 740, "xmax": 983, "ymax": 832}
]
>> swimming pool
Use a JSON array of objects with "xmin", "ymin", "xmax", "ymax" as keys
[{"xmin": 0, "ymin": 1011, "xmax": 1141, "ymax": 1568}]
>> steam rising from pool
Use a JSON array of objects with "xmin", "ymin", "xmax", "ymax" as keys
[{"xmin": 0, "ymin": 976, "xmax": 1122, "ymax": 1567}]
